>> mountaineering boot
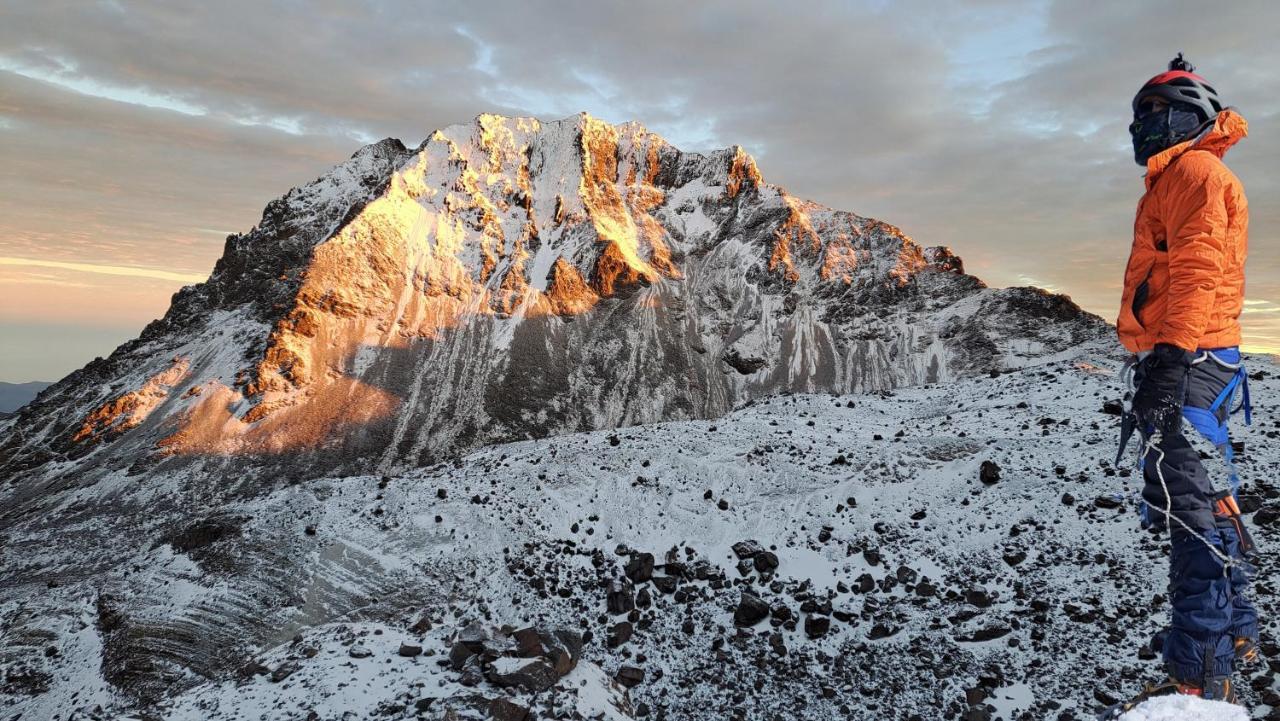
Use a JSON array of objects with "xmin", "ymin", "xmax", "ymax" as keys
[
  {"xmin": 1185, "ymin": 675, "xmax": 1237, "ymax": 703},
  {"xmin": 1096, "ymin": 676, "xmax": 1237, "ymax": 720},
  {"xmin": 1235, "ymin": 637, "xmax": 1259, "ymax": 665}
]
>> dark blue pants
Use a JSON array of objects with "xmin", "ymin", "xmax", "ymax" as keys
[{"xmin": 1140, "ymin": 352, "xmax": 1258, "ymax": 683}]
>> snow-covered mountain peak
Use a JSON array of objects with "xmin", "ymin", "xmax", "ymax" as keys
[{"xmin": 1, "ymin": 113, "xmax": 1106, "ymax": 486}]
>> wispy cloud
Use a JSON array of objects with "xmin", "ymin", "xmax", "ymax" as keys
[
  {"xmin": 0, "ymin": 257, "xmax": 206, "ymax": 283},
  {"xmin": 1016, "ymin": 274, "xmax": 1059, "ymax": 293}
]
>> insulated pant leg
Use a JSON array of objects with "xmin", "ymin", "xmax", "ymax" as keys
[
  {"xmin": 1186, "ymin": 356, "xmax": 1259, "ymax": 645},
  {"xmin": 1163, "ymin": 527, "xmax": 1235, "ymax": 681},
  {"xmin": 1140, "ymin": 428, "xmax": 1215, "ymax": 533},
  {"xmin": 1218, "ymin": 521, "xmax": 1259, "ymax": 642},
  {"xmin": 1140, "ymin": 357, "xmax": 1247, "ymax": 682}
]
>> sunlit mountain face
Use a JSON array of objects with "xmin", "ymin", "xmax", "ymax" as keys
[{"xmin": 0, "ymin": 112, "xmax": 1105, "ymax": 486}]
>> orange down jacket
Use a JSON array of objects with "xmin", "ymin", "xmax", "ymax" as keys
[{"xmin": 1117, "ymin": 109, "xmax": 1249, "ymax": 353}]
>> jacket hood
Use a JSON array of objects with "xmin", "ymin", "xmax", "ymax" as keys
[{"xmin": 1145, "ymin": 109, "xmax": 1247, "ymax": 188}]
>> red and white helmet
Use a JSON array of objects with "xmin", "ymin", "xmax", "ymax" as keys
[{"xmin": 1132, "ymin": 53, "xmax": 1223, "ymax": 123}]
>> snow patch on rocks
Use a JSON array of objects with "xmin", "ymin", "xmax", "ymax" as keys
[{"xmin": 1117, "ymin": 695, "xmax": 1249, "ymax": 721}]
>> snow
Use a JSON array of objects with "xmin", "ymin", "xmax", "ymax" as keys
[
  {"xmin": 1117, "ymin": 694, "xmax": 1249, "ymax": 721},
  {"xmin": 3, "ymin": 351, "xmax": 1278, "ymax": 719}
]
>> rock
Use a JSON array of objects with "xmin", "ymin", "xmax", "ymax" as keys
[
  {"xmin": 1101, "ymin": 400, "xmax": 1123, "ymax": 416},
  {"xmin": 487, "ymin": 658, "xmax": 559, "ymax": 692},
  {"xmin": 269, "ymin": 661, "xmax": 299, "ymax": 682},
  {"xmin": 1255, "ymin": 505, "xmax": 1280, "ymax": 526},
  {"xmin": 397, "ymin": 643, "xmax": 423, "ymax": 658},
  {"xmin": 164, "ymin": 516, "xmax": 243, "ymax": 554},
  {"xmin": 607, "ymin": 621, "xmax": 633, "ymax": 648},
  {"xmin": 616, "ymin": 665, "xmax": 646, "ymax": 688},
  {"xmin": 804, "ymin": 615, "xmax": 831, "ymax": 638},
  {"xmin": 607, "ymin": 579, "xmax": 635, "ymax": 614},
  {"xmin": 459, "ymin": 656, "xmax": 485, "ymax": 687},
  {"xmin": 1002, "ymin": 550, "xmax": 1027, "ymax": 567},
  {"xmin": 348, "ymin": 644, "xmax": 373, "ymax": 659},
  {"xmin": 512, "ymin": 627, "xmax": 544, "ymax": 657},
  {"xmin": 980, "ymin": 460, "xmax": 1001, "ymax": 485},
  {"xmin": 488, "ymin": 697, "xmax": 529, "ymax": 721},
  {"xmin": 624, "ymin": 553, "xmax": 655, "ymax": 582},
  {"xmin": 537, "ymin": 627, "xmax": 582, "ymax": 677},
  {"xmin": 869, "ymin": 623, "xmax": 898, "ymax": 639},
  {"xmin": 734, "ymin": 592, "xmax": 771, "ymax": 627},
  {"xmin": 450, "ymin": 641, "xmax": 478, "ymax": 669},
  {"xmin": 1238, "ymin": 494, "xmax": 1263, "ymax": 514},
  {"xmin": 965, "ymin": 588, "xmax": 994, "ymax": 608},
  {"xmin": 732, "ymin": 540, "xmax": 764, "ymax": 559},
  {"xmin": 855, "ymin": 573, "xmax": 876, "ymax": 593},
  {"xmin": 753, "ymin": 551, "xmax": 779, "ymax": 573},
  {"xmin": 457, "ymin": 622, "xmax": 490, "ymax": 652},
  {"xmin": 1093, "ymin": 689, "xmax": 1120, "ymax": 707},
  {"xmin": 240, "ymin": 660, "xmax": 270, "ymax": 677},
  {"xmin": 915, "ymin": 580, "xmax": 938, "ymax": 597},
  {"xmin": 1094, "ymin": 495, "xmax": 1122, "ymax": 509},
  {"xmin": 652, "ymin": 575, "xmax": 678, "ymax": 594},
  {"xmin": 959, "ymin": 625, "xmax": 1010, "ymax": 642}
]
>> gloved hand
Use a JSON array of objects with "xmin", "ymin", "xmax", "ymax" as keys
[{"xmin": 1132, "ymin": 343, "xmax": 1194, "ymax": 435}]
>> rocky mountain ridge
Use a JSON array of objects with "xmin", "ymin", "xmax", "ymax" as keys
[{"xmin": 0, "ymin": 112, "xmax": 1106, "ymax": 490}]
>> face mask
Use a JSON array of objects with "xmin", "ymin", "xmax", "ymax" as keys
[{"xmin": 1129, "ymin": 102, "xmax": 1206, "ymax": 166}]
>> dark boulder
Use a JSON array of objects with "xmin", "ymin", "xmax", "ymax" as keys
[{"xmin": 734, "ymin": 592, "xmax": 771, "ymax": 627}]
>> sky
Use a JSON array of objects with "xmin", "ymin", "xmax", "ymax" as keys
[{"xmin": 1, "ymin": 0, "xmax": 1277, "ymax": 383}]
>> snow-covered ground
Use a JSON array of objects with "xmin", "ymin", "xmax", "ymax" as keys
[{"xmin": 4, "ymin": 352, "xmax": 1278, "ymax": 720}]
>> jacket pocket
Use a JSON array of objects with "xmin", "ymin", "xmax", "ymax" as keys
[{"xmin": 1131, "ymin": 270, "xmax": 1153, "ymax": 329}]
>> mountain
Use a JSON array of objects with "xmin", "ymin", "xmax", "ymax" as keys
[
  {"xmin": 0, "ymin": 381, "xmax": 52, "ymax": 414},
  {"xmin": 4, "ymin": 356, "xmax": 1277, "ymax": 720},
  {"xmin": 0, "ymin": 113, "xmax": 1160, "ymax": 719},
  {"xmin": 0, "ymin": 112, "xmax": 1106, "ymax": 489}
]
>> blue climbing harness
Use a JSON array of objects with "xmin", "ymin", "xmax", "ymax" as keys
[
  {"xmin": 1180, "ymin": 347, "xmax": 1253, "ymax": 499},
  {"xmin": 1121, "ymin": 347, "xmax": 1254, "ymax": 530}
]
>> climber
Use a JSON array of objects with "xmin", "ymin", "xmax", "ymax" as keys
[{"xmin": 1107, "ymin": 53, "xmax": 1256, "ymax": 713}]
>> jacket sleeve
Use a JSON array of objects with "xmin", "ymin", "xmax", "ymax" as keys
[{"xmin": 1155, "ymin": 167, "xmax": 1229, "ymax": 352}]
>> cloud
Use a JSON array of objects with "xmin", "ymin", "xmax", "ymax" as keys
[{"xmin": 0, "ymin": 256, "xmax": 207, "ymax": 283}]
